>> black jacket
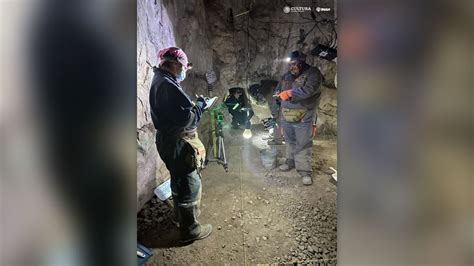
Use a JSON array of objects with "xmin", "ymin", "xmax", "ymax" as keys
[
  {"xmin": 224, "ymin": 95, "xmax": 246, "ymax": 117},
  {"xmin": 149, "ymin": 68, "xmax": 202, "ymax": 135}
]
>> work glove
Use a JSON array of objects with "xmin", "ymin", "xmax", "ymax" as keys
[
  {"xmin": 196, "ymin": 95, "xmax": 208, "ymax": 110},
  {"xmin": 278, "ymin": 90, "xmax": 292, "ymax": 101}
]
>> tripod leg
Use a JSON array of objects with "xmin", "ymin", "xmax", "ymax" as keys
[
  {"xmin": 205, "ymin": 128, "xmax": 215, "ymax": 167},
  {"xmin": 220, "ymin": 137, "xmax": 228, "ymax": 172},
  {"xmin": 221, "ymin": 136, "xmax": 227, "ymax": 165},
  {"xmin": 218, "ymin": 136, "xmax": 221, "ymax": 160}
]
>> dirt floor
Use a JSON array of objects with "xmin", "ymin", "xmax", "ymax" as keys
[{"xmin": 138, "ymin": 126, "xmax": 337, "ymax": 265}]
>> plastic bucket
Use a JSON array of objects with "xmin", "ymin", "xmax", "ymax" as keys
[
  {"xmin": 260, "ymin": 148, "xmax": 279, "ymax": 170},
  {"xmin": 154, "ymin": 179, "xmax": 171, "ymax": 201}
]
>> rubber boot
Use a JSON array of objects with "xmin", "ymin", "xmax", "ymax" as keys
[
  {"xmin": 180, "ymin": 224, "xmax": 213, "ymax": 244},
  {"xmin": 173, "ymin": 185, "xmax": 202, "ymax": 227},
  {"xmin": 177, "ymin": 206, "xmax": 212, "ymax": 243},
  {"xmin": 171, "ymin": 207, "xmax": 201, "ymax": 227}
]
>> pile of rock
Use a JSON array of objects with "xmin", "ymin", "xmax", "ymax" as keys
[
  {"xmin": 137, "ymin": 197, "xmax": 174, "ymax": 233},
  {"xmin": 276, "ymin": 200, "xmax": 337, "ymax": 264}
]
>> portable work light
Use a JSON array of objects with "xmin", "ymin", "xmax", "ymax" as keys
[{"xmin": 243, "ymin": 128, "xmax": 252, "ymax": 139}]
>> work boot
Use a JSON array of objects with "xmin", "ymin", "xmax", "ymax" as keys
[
  {"xmin": 176, "ymin": 205, "xmax": 212, "ymax": 243},
  {"xmin": 301, "ymin": 175, "xmax": 313, "ymax": 186},
  {"xmin": 180, "ymin": 224, "xmax": 213, "ymax": 243},
  {"xmin": 279, "ymin": 160, "xmax": 295, "ymax": 171}
]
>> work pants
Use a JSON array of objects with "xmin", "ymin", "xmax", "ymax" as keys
[
  {"xmin": 155, "ymin": 131, "xmax": 202, "ymax": 238},
  {"xmin": 281, "ymin": 121, "xmax": 313, "ymax": 176}
]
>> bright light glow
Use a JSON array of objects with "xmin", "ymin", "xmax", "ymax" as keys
[
  {"xmin": 285, "ymin": 57, "xmax": 291, "ymax": 62},
  {"xmin": 243, "ymin": 129, "xmax": 252, "ymax": 139}
]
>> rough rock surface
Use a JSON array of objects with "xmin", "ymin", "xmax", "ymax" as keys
[{"xmin": 317, "ymin": 86, "xmax": 337, "ymax": 138}]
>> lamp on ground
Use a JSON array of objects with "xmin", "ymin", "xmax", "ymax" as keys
[
  {"xmin": 243, "ymin": 120, "xmax": 252, "ymax": 139},
  {"xmin": 243, "ymin": 128, "xmax": 252, "ymax": 139}
]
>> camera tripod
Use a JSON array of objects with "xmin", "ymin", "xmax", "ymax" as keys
[{"xmin": 203, "ymin": 106, "xmax": 228, "ymax": 172}]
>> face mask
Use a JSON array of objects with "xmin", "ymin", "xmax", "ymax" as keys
[{"xmin": 176, "ymin": 69, "xmax": 186, "ymax": 82}]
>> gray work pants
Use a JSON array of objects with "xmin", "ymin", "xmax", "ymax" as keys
[
  {"xmin": 281, "ymin": 121, "xmax": 313, "ymax": 176},
  {"xmin": 273, "ymin": 119, "xmax": 284, "ymax": 141}
]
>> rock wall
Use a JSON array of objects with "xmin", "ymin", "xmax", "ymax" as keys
[
  {"xmin": 137, "ymin": 0, "xmax": 173, "ymax": 210},
  {"xmin": 317, "ymin": 86, "xmax": 337, "ymax": 138},
  {"xmin": 137, "ymin": 0, "xmax": 337, "ymax": 210},
  {"xmin": 204, "ymin": 0, "xmax": 337, "ymax": 88}
]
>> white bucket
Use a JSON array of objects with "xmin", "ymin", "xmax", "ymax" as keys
[
  {"xmin": 154, "ymin": 179, "xmax": 171, "ymax": 201},
  {"xmin": 260, "ymin": 148, "xmax": 279, "ymax": 170}
]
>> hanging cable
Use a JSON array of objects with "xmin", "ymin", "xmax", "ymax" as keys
[{"xmin": 246, "ymin": 0, "xmax": 251, "ymax": 91}]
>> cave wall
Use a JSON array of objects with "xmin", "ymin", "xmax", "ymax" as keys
[
  {"xmin": 204, "ymin": 0, "xmax": 337, "ymax": 88},
  {"xmin": 137, "ymin": 0, "xmax": 171, "ymax": 210},
  {"xmin": 137, "ymin": 0, "xmax": 337, "ymax": 210}
]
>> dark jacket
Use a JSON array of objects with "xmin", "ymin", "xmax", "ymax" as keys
[
  {"xmin": 224, "ymin": 95, "xmax": 245, "ymax": 117},
  {"xmin": 275, "ymin": 66, "xmax": 323, "ymax": 122},
  {"xmin": 149, "ymin": 68, "xmax": 202, "ymax": 135}
]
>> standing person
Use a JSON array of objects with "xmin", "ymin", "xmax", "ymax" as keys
[
  {"xmin": 276, "ymin": 51, "xmax": 323, "ymax": 185},
  {"xmin": 149, "ymin": 47, "xmax": 212, "ymax": 243},
  {"xmin": 224, "ymin": 87, "xmax": 254, "ymax": 130}
]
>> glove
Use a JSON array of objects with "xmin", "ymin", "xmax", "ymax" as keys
[
  {"xmin": 278, "ymin": 90, "xmax": 292, "ymax": 101},
  {"xmin": 196, "ymin": 95, "xmax": 208, "ymax": 110}
]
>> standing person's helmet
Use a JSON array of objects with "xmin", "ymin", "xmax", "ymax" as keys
[
  {"xmin": 288, "ymin": 50, "xmax": 307, "ymax": 61},
  {"xmin": 158, "ymin": 47, "xmax": 193, "ymax": 70},
  {"xmin": 288, "ymin": 50, "xmax": 307, "ymax": 68}
]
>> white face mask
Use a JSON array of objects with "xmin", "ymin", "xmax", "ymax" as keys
[{"xmin": 176, "ymin": 69, "xmax": 186, "ymax": 82}]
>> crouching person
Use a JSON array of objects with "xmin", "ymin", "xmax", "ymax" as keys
[
  {"xmin": 149, "ymin": 47, "xmax": 212, "ymax": 243},
  {"xmin": 224, "ymin": 87, "xmax": 254, "ymax": 130}
]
